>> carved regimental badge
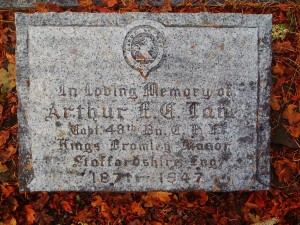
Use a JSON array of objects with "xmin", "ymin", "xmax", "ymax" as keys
[{"xmin": 123, "ymin": 21, "xmax": 165, "ymax": 78}]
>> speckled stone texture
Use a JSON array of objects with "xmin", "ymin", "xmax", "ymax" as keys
[{"xmin": 16, "ymin": 12, "xmax": 272, "ymax": 192}]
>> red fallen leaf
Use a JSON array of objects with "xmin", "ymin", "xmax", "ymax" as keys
[
  {"xmin": 245, "ymin": 202, "xmax": 260, "ymax": 209},
  {"xmin": 95, "ymin": 6, "xmax": 111, "ymax": 12},
  {"xmin": 24, "ymin": 205, "xmax": 35, "ymax": 224},
  {"xmin": 274, "ymin": 158, "xmax": 297, "ymax": 183},
  {"xmin": 48, "ymin": 4, "xmax": 63, "ymax": 12},
  {"xmin": 131, "ymin": 201, "xmax": 146, "ymax": 215},
  {"xmin": 61, "ymin": 201, "xmax": 72, "ymax": 213},
  {"xmin": 100, "ymin": 211, "xmax": 112, "ymax": 220},
  {"xmin": 0, "ymin": 130, "xmax": 9, "ymax": 146},
  {"xmin": 254, "ymin": 193, "xmax": 266, "ymax": 208},
  {"xmin": 0, "ymin": 184, "xmax": 15, "ymax": 198},
  {"xmin": 102, "ymin": 0, "xmax": 119, "ymax": 7}
]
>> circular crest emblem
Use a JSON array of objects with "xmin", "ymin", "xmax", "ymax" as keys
[{"xmin": 123, "ymin": 24, "xmax": 164, "ymax": 78}]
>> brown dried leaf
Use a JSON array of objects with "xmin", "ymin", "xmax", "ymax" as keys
[
  {"xmin": 0, "ymin": 163, "xmax": 8, "ymax": 172},
  {"xmin": 274, "ymin": 158, "xmax": 297, "ymax": 183},
  {"xmin": 0, "ymin": 130, "xmax": 9, "ymax": 146},
  {"xmin": 271, "ymin": 97, "xmax": 281, "ymax": 111},
  {"xmin": 273, "ymin": 41, "xmax": 294, "ymax": 53},
  {"xmin": 272, "ymin": 63, "xmax": 285, "ymax": 76}
]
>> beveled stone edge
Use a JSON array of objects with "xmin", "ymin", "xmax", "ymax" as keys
[{"xmin": 16, "ymin": 12, "xmax": 272, "ymax": 192}]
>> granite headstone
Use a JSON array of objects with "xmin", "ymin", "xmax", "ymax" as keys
[{"xmin": 16, "ymin": 12, "xmax": 272, "ymax": 192}]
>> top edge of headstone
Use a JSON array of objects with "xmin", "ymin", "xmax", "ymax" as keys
[{"xmin": 15, "ymin": 12, "xmax": 272, "ymax": 27}]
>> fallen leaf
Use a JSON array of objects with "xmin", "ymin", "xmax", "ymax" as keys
[
  {"xmin": 61, "ymin": 201, "xmax": 73, "ymax": 213},
  {"xmin": 271, "ymin": 97, "xmax": 281, "ymax": 111},
  {"xmin": 249, "ymin": 213, "xmax": 261, "ymax": 223},
  {"xmin": 273, "ymin": 41, "xmax": 294, "ymax": 53},
  {"xmin": 142, "ymin": 192, "xmax": 172, "ymax": 207},
  {"xmin": 272, "ymin": 63, "xmax": 285, "ymax": 76},
  {"xmin": 24, "ymin": 205, "xmax": 35, "ymax": 224},
  {"xmin": 0, "ymin": 130, "xmax": 9, "ymax": 146},
  {"xmin": 0, "ymin": 217, "xmax": 17, "ymax": 225},
  {"xmin": 282, "ymin": 104, "xmax": 300, "ymax": 125},
  {"xmin": 0, "ymin": 163, "xmax": 8, "ymax": 172},
  {"xmin": 289, "ymin": 126, "xmax": 300, "ymax": 138},
  {"xmin": 0, "ymin": 184, "xmax": 15, "ymax": 197},
  {"xmin": 102, "ymin": 0, "xmax": 119, "ymax": 7},
  {"xmin": 91, "ymin": 195, "xmax": 102, "ymax": 207},
  {"xmin": 78, "ymin": 0, "xmax": 94, "ymax": 7},
  {"xmin": 131, "ymin": 201, "xmax": 146, "ymax": 215},
  {"xmin": 252, "ymin": 217, "xmax": 279, "ymax": 225},
  {"xmin": 274, "ymin": 158, "xmax": 297, "ymax": 183},
  {"xmin": 35, "ymin": 3, "xmax": 49, "ymax": 12}
]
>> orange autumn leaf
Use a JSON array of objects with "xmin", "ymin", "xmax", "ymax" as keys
[
  {"xmin": 91, "ymin": 195, "xmax": 103, "ymax": 207},
  {"xmin": 289, "ymin": 126, "xmax": 300, "ymax": 137},
  {"xmin": 142, "ymin": 192, "xmax": 172, "ymax": 207},
  {"xmin": 282, "ymin": 104, "xmax": 300, "ymax": 125},
  {"xmin": 0, "ymin": 184, "xmax": 15, "ymax": 197},
  {"xmin": 131, "ymin": 201, "xmax": 146, "ymax": 215},
  {"xmin": 5, "ymin": 53, "xmax": 15, "ymax": 64},
  {"xmin": 35, "ymin": 3, "xmax": 49, "ymax": 12},
  {"xmin": 24, "ymin": 205, "xmax": 35, "ymax": 224},
  {"xmin": 78, "ymin": 0, "xmax": 94, "ymax": 7},
  {"xmin": 102, "ymin": 0, "xmax": 119, "ymax": 7},
  {"xmin": 270, "ymin": 97, "xmax": 281, "ymax": 111},
  {"xmin": 61, "ymin": 201, "xmax": 73, "ymax": 213}
]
